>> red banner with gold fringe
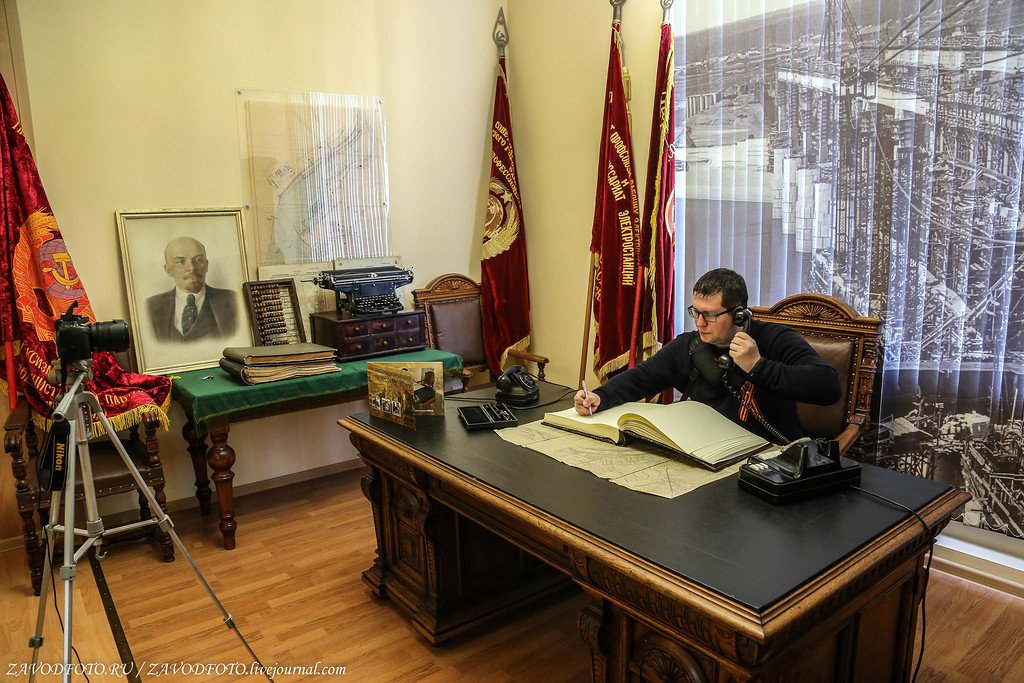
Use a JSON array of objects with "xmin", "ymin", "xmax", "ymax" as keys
[
  {"xmin": 481, "ymin": 56, "xmax": 532, "ymax": 377},
  {"xmin": 636, "ymin": 20, "xmax": 676, "ymax": 365},
  {"xmin": 591, "ymin": 20, "xmax": 642, "ymax": 381},
  {"xmin": 0, "ymin": 74, "xmax": 170, "ymax": 431}
]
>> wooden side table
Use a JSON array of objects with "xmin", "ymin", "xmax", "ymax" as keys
[{"xmin": 170, "ymin": 348, "xmax": 462, "ymax": 549}]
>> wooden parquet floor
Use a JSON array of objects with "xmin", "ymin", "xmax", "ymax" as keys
[{"xmin": 2, "ymin": 468, "xmax": 1024, "ymax": 682}]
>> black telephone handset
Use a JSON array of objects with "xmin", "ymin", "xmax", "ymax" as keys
[
  {"xmin": 738, "ymin": 437, "xmax": 861, "ymax": 504},
  {"xmin": 495, "ymin": 365, "xmax": 540, "ymax": 407},
  {"xmin": 716, "ymin": 308, "xmax": 753, "ymax": 370}
]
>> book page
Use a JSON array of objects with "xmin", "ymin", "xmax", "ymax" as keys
[
  {"xmin": 543, "ymin": 406, "xmax": 627, "ymax": 443},
  {"xmin": 545, "ymin": 401, "xmax": 767, "ymax": 467}
]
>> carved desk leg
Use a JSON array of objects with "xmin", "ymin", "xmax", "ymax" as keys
[
  {"xmin": 579, "ymin": 600, "xmax": 611, "ymax": 683},
  {"xmin": 360, "ymin": 465, "xmax": 388, "ymax": 599},
  {"xmin": 207, "ymin": 425, "xmax": 237, "ymax": 550},
  {"xmin": 183, "ymin": 418, "xmax": 213, "ymax": 515}
]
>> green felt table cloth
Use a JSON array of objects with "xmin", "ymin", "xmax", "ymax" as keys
[{"xmin": 168, "ymin": 348, "xmax": 462, "ymax": 431}]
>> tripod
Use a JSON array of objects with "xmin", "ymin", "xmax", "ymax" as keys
[{"xmin": 28, "ymin": 363, "xmax": 272, "ymax": 682}]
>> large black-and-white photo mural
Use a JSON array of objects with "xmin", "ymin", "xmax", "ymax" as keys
[{"xmin": 673, "ymin": 0, "xmax": 1024, "ymax": 536}]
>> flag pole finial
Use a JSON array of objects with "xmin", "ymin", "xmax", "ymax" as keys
[
  {"xmin": 493, "ymin": 7, "xmax": 509, "ymax": 57},
  {"xmin": 610, "ymin": 0, "xmax": 626, "ymax": 22},
  {"xmin": 660, "ymin": 0, "xmax": 673, "ymax": 22}
]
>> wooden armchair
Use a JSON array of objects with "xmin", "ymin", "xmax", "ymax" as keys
[
  {"xmin": 5, "ymin": 399, "xmax": 174, "ymax": 595},
  {"xmin": 412, "ymin": 273, "xmax": 548, "ymax": 391},
  {"xmin": 750, "ymin": 293, "xmax": 882, "ymax": 458}
]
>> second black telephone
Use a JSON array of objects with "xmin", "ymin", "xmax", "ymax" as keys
[{"xmin": 495, "ymin": 365, "xmax": 539, "ymax": 407}]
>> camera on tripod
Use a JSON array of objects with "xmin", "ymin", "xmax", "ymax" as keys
[
  {"xmin": 54, "ymin": 301, "xmax": 130, "ymax": 364},
  {"xmin": 40, "ymin": 302, "xmax": 132, "ymax": 492}
]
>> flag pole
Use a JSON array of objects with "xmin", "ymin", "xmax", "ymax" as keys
[
  {"xmin": 493, "ymin": 7, "xmax": 508, "ymax": 56},
  {"xmin": 582, "ymin": 0, "xmax": 628, "ymax": 386},
  {"xmin": 630, "ymin": 0, "xmax": 676, "ymax": 370},
  {"xmin": 578, "ymin": 252, "xmax": 597, "ymax": 387},
  {"xmin": 5, "ymin": 343, "xmax": 16, "ymax": 410}
]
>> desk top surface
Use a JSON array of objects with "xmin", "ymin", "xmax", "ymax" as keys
[{"xmin": 348, "ymin": 382, "xmax": 959, "ymax": 611}]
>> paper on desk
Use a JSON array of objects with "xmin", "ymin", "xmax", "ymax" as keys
[{"xmin": 496, "ymin": 420, "xmax": 740, "ymax": 499}]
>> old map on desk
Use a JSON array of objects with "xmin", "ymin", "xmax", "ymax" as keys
[{"xmin": 497, "ymin": 420, "xmax": 740, "ymax": 499}]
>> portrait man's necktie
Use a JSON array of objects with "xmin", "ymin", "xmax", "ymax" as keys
[{"xmin": 181, "ymin": 294, "xmax": 198, "ymax": 334}]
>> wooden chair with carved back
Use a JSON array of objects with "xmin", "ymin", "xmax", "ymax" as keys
[
  {"xmin": 4, "ymin": 399, "xmax": 174, "ymax": 595},
  {"xmin": 749, "ymin": 293, "xmax": 882, "ymax": 458},
  {"xmin": 412, "ymin": 273, "xmax": 548, "ymax": 391}
]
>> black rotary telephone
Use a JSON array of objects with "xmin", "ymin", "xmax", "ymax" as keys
[
  {"xmin": 495, "ymin": 365, "xmax": 539, "ymax": 407},
  {"xmin": 715, "ymin": 307, "xmax": 753, "ymax": 370},
  {"xmin": 738, "ymin": 437, "xmax": 861, "ymax": 504}
]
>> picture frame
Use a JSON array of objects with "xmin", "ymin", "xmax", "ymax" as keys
[{"xmin": 117, "ymin": 208, "xmax": 252, "ymax": 374}]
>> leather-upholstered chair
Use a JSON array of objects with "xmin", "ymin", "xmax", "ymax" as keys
[
  {"xmin": 749, "ymin": 293, "xmax": 883, "ymax": 458},
  {"xmin": 412, "ymin": 273, "xmax": 548, "ymax": 391},
  {"xmin": 5, "ymin": 399, "xmax": 174, "ymax": 595}
]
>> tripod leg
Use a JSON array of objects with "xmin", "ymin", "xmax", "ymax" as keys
[
  {"xmin": 59, "ymin": 416, "xmax": 81, "ymax": 683},
  {"xmin": 28, "ymin": 488, "xmax": 62, "ymax": 683},
  {"xmin": 74, "ymin": 418, "xmax": 106, "ymax": 559},
  {"xmin": 89, "ymin": 403, "xmax": 274, "ymax": 681}
]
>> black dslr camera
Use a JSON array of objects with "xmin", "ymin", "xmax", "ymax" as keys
[{"xmin": 54, "ymin": 301, "xmax": 130, "ymax": 363}]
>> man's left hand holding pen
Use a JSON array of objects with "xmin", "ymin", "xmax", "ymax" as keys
[{"xmin": 573, "ymin": 382, "xmax": 601, "ymax": 416}]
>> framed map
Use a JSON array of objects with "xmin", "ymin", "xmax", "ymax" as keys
[{"xmin": 237, "ymin": 89, "xmax": 392, "ymax": 266}]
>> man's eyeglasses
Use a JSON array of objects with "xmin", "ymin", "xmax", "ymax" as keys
[{"xmin": 686, "ymin": 305, "xmax": 737, "ymax": 323}]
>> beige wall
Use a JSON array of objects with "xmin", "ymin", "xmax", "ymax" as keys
[
  {"xmin": 1, "ymin": 0, "xmax": 669, "ymax": 545},
  {"xmin": 511, "ymin": 0, "xmax": 664, "ymax": 386}
]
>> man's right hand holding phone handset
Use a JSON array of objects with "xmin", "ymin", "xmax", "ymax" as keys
[{"xmin": 569, "ymin": 269, "xmax": 842, "ymax": 445}]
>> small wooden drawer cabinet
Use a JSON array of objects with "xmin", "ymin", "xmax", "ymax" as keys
[{"xmin": 310, "ymin": 310, "xmax": 427, "ymax": 361}]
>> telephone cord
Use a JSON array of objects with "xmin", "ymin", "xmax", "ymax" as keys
[
  {"xmin": 851, "ymin": 485, "xmax": 934, "ymax": 683},
  {"xmin": 719, "ymin": 374, "xmax": 792, "ymax": 445}
]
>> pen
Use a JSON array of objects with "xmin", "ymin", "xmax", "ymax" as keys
[{"xmin": 581, "ymin": 380, "xmax": 593, "ymax": 415}]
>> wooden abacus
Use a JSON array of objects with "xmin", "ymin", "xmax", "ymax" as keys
[{"xmin": 242, "ymin": 279, "xmax": 306, "ymax": 345}]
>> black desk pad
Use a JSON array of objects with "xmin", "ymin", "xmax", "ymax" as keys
[{"xmin": 352, "ymin": 382, "xmax": 954, "ymax": 611}]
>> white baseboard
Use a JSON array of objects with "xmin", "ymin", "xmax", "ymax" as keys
[
  {"xmin": 162, "ymin": 458, "xmax": 367, "ymax": 513},
  {"xmin": 931, "ymin": 553, "xmax": 1024, "ymax": 600},
  {"xmin": 932, "ymin": 522, "xmax": 1024, "ymax": 600},
  {"xmin": 0, "ymin": 535, "xmax": 22, "ymax": 553},
  {"xmin": 0, "ymin": 459, "xmax": 368, "ymax": 554}
]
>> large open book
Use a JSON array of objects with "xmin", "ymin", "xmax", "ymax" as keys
[{"xmin": 543, "ymin": 401, "xmax": 769, "ymax": 471}]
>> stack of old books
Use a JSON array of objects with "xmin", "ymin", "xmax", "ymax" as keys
[{"xmin": 220, "ymin": 343, "xmax": 339, "ymax": 385}]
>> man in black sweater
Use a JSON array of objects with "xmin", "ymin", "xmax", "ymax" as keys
[{"xmin": 574, "ymin": 268, "xmax": 841, "ymax": 444}]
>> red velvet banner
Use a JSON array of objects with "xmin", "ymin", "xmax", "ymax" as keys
[
  {"xmin": 481, "ymin": 56, "xmax": 532, "ymax": 377},
  {"xmin": 591, "ymin": 21, "xmax": 642, "ymax": 381},
  {"xmin": 0, "ymin": 74, "xmax": 170, "ymax": 432},
  {"xmin": 636, "ymin": 21, "xmax": 676, "ymax": 365}
]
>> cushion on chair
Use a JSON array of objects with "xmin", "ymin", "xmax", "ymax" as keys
[
  {"xmin": 428, "ymin": 299, "xmax": 486, "ymax": 365},
  {"xmin": 796, "ymin": 335, "xmax": 854, "ymax": 439}
]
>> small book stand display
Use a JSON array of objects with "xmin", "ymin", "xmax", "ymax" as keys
[{"xmin": 243, "ymin": 279, "xmax": 306, "ymax": 346}]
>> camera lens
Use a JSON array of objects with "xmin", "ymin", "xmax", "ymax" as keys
[{"xmin": 89, "ymin": 320, "xmax": 130, "ymax": 353}]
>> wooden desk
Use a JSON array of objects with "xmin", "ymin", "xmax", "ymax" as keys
[
  {"xmin": 340, "ymin": 384, "xmax": 968, "ymax": 681},
  {"xmin": 171, "ymin": 348, "xmax": 461, "ymax": 549}
]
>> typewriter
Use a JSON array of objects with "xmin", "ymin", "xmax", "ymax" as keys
[{"xmin": 311, "ymin": 265, "xmax": 414, "ymax": 316}]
